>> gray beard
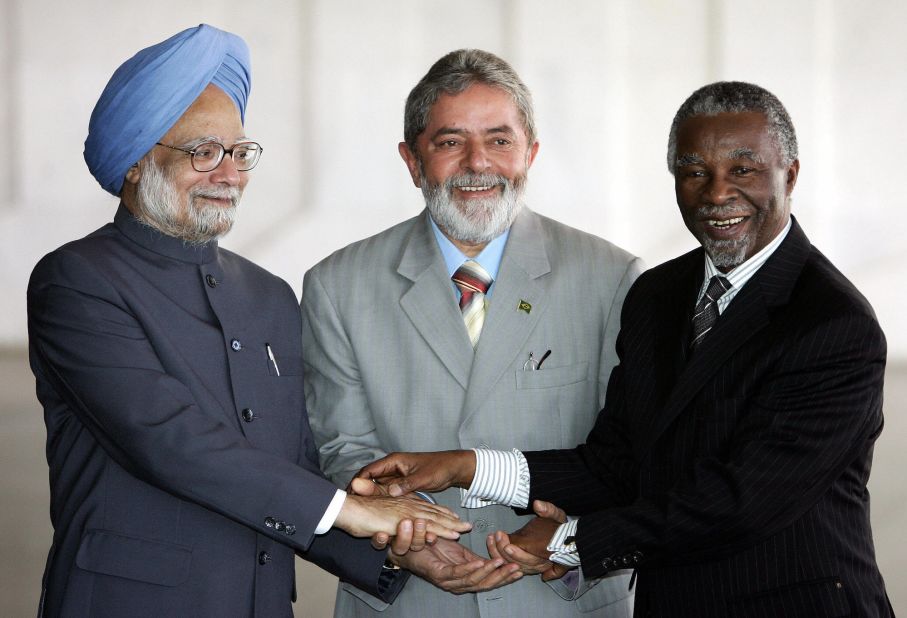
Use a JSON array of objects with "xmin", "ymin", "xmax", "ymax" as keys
[
  {"xmin": 702, "ymin": 237, "xmax": 750, "ymax": 269},
  {"xmin": 135, "ymin": 158, "xmax": 240, "ymax": 246},
  {"xmin": 422, "ymin": 171, "xmax": 526, "ymax": 244},
  {"xmin": 693, "ymin": 205, "xmax": 761, "ymax": 270}
]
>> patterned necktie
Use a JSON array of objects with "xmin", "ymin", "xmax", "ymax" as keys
[
  {"xmin": 690, "ymin": 275, "xmax": 731, "ymax": 350},
  {"xmin": 452, "ymin": 260, "xmax": 493, "ymax": 348}
]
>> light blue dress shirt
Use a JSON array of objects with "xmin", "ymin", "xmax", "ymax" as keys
[{"xmin": 429, "ymin": 214, "xmax": 510, "ymax": 299}]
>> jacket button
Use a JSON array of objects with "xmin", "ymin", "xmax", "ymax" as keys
[
  {"xmin": 258, "ymin": 551, "xmax": 271, "ymax": 565},
  {"xmin": 205, "ymin": 274, "xmax": 217, "ymax": 288},
  {"xmin": 474, "ymin": 519, "xmax": 487, "ymax": 530},
  {"xmin": 242, "ymin": 408, "xmax": 255, "ymax": 422},
  {"xmin": 264, "ymin": 517, "xmax": 276, "ymax": 528},
  {"xmin": 285, "ymin": 524, "xmax": 296, "ymax": 536},
  {"xmin": 275, "ymin": 520, "xmax": 286, "ymax": 532},
  {"xmin": 602, "ymin": 557, "xmax": 615, "ymax": 570},
  {"xmin": 231, "ymin": 339, "xmax": 242, "ymax": 351}
]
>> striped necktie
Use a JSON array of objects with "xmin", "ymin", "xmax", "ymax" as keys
[
  {"xmin": 690, "ymin": 275, "xmax": 731, "ymax": 350},
  {"xmin": 452, "ymin": 260, "xmax": 493, "ymax": 348}
]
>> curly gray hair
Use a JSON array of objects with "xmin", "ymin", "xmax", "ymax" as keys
[{"xmin": 667, "ymin": 81, "xmax": 797, "ymax": 173}]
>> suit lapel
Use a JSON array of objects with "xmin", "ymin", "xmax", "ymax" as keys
[
  {"xmin": 398, "ymin": 211, "xmax": 473, "ymax": 390},
  {"xmin": 461, "ymin": 209, "xmax": 551, "ymax": 423},
  {"xmin": 643, "ymin": 218, "xmax": 812, "ymax": 453},
  {"xmin": 655, "ymin": 253, "xmax": 702, "ymax": 389}
]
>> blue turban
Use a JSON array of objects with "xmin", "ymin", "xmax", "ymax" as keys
[{"xmin": 84, "ymin": 24, "xmax": 251, "ymax": 196}]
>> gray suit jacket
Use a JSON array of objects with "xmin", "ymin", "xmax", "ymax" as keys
[{"xmin": 301, "ymin": 208, "xmax": 643, "ymax": 617}]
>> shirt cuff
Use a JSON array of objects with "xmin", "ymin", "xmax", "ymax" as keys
[
  {"xmin": 314, "ymin": 489, "xmax": 347, "ymax": 534},
  {"xmin": 547, "ymin": 518, "xmax": 581, "ymax": 567},
  {"xmin": 460, "ymin": 448, "xmax": 529, "ymax": 509}
]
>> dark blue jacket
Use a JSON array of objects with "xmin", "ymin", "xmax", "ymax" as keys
[{"xmin": 28, "ymin": 206, "xmax": 401, "ymax": 617}]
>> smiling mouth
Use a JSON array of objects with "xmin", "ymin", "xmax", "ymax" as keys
[
  {"xmin": 707, "ymin": 216, "xmax": 745, "ymax": 228},
  {"xmin": 457, "ymin": 185, "xmax": 497, "ymax": 192}
]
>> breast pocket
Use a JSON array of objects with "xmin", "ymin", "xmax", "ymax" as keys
[
  {"xmin": 514, "ymin": 362, "xmax": 590, "ymax": 448},
  {"xmin": 265, "ymin": 345, "xmax": 304, "ymax": 377}
]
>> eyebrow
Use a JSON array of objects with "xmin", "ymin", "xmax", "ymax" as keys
[
  {"xmin": 675, "ymin": 149, "xmax": 765, "ymax": 167},
  {"xmin": 179, "ymin": 135, "xmax": 251, "ymax": 148},
  {"xmin": 676, "ymin": 153, "xmax": 705, "ymax": 167},
  {"xmin": 726, "ymin": 148, "xmax": 764, "ymax": 163},
  {"xmin": 429, "ymin": 125, "xmax": 517, "ymax": 140}
]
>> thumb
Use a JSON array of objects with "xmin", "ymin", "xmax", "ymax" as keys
[
  {"xmin": 533, "ymin": 500, "xmax": 567, "ymax": 523},
  {"xmin": 388, "ymin": 479, "xmax": 411, "ymax": 497},
  {"xmin": 350, "ymin": 477, "xmax": 383, "ymax": 496}
]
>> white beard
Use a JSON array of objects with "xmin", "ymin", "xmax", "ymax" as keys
[
  {"xmin": 135, "ymin": 158, "xmax": 241, "ymax": 245},
  {"xmin": 422, "ymin": 171, "xmax": 527, "ymax": 244}
]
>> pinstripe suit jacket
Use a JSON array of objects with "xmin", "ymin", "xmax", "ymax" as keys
[{"xmin": 524, "ymin": 218, "xmax": 893, "ymax": 617}]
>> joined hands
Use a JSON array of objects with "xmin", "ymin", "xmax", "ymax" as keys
[{"xmin": 334, "ymin": 478, "xmax": 471, "ymax": 542}]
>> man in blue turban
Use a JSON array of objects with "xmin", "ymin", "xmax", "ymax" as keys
[{"xmin": 27, "ymin": 24, "xmax": 513, "ymax": 617}]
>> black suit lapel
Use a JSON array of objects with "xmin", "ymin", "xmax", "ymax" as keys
[
  {"xmin": 641, "ymin": 218, "xmax": 813, "ymax": 455},
  {"xmin": 654, "ymin": 253, "xmax": 703, "ymax": 388}
]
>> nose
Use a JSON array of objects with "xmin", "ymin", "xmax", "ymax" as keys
[
  {"xmin": 209, "ymin": 153, "xmax": 243, "ymax": 186},
  {"xmin": 701, "ymin": 172, "xmax": 738, "ymax": 205},
  {"xmin": 462, "ymin": 142, "xmax": 491, "ymax": 174}
]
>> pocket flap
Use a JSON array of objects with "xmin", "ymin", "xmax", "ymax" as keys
[
  {"xmin": 515, "ymin": 362, "xmax": 588, "ymax": 390},
  {"xmin": 76, "ymin": 529, "xmax": 192, "ymax": 587},
  {"xmin": 728, "ymin": 577, "xmax": 851, "ymax": 617}
]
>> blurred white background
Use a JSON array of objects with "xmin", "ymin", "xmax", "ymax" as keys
[
  {"xmin": 1, "ymin": 1, "xmax": 904, "ymax": 615},
  {"xmin": 2, "ymin": 0, "xmax": 905, "ymax": 355}
]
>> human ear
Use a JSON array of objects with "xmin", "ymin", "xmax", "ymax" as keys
[{"xmin": 398, "ymin": 142, "xmax": 422, "ymax": 188}]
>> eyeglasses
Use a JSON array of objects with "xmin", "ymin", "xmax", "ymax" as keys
[{"xmin": 155, "ymin": 141, "xmax": 263, "ymax": 172}]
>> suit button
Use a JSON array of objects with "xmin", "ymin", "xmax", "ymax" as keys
[
  {"xmin": 258, "ymin": 551, "xmax": 271, "ymax": 565},
  {"xmin": 231, "ymin": 339, "xmax": 242, "ymax": 351},
  {"xmin": 474, "ymin": 519, "xmax": 487, "ymax": 531},
  {"xmin": 632, "ymin": 550, "xmax": 644, "ymax": 563},
  {"xmin": 602, "ymin": 558, "xmax": 615, "ymax": 570},
  {"xmin": 275, "ymin": 521, "xmax": 286, "ymax": 532},
  {"xmin": 242, "ymin": 408, "xmax": 255, "ymax": 422},
  {"xmin": 285, "ymin": 524, "xmax": 296, "ymax": 536},
  {"xmin": 264, "ymin": 517, "xmax": 276, "ymax": 528},
  {"xmin": 205, "ymin": 274, "xmax": 218, "ymax": 287}
]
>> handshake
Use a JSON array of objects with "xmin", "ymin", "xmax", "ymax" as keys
[{"xmin": 337, "ymin": 450, "xmax": 570, "ymax": 594}]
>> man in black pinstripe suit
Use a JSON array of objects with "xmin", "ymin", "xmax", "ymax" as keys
[{"xmin": 358, "ymin": 82, "xmax": 894, "ymax": 616}]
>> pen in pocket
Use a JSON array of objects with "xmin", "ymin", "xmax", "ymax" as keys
[
  {"xmin": 523, "ymin": 349, "xmax": 552, "ymax": 371},
  {"xmin": 266, "ymin": 343, "xmax": 280, "ymax": 376}
]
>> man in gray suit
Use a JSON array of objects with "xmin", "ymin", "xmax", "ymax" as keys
[{"xmin": 301, "ymin": 49, "xmax": 642, "ymax": 616}]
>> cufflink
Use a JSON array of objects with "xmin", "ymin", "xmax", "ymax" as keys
[{"xmin": 382, "ymin": 558, "xmax": 401, "ymax": 571}]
